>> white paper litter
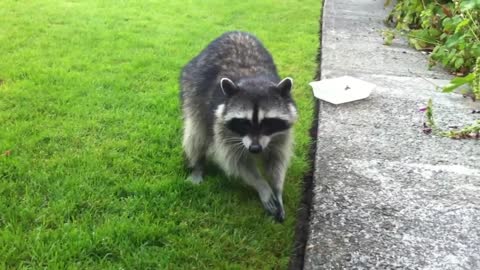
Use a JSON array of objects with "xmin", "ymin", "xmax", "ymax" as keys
[{"xmin": 309, "ymin": 76, "xmax": 375, "ymax": 105}]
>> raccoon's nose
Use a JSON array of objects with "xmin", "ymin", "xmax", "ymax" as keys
[{"xmin": 249, "ymin": 144, "xmax": 262, "ymax": 154}]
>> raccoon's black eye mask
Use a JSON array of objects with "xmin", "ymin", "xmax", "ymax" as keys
[
  {"xmin": 261, "ymin": 118, "xmax": 291, "ymax": 135},
  {"xmin": 226, "ymin": 118, "xmax": 290, "ymax": 136},
  {"xmin": 226, "ymin": 118, "xmax": 251, "ymax": 136}
]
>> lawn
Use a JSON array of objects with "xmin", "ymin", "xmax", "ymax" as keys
[{"xmin": 0, "ymin": 0, "xmax": 320, "ymax": 268}]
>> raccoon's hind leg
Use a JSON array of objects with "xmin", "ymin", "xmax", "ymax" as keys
[
  {"xmin": 236, "ymin": 160, "xmax": 284, "ymax": 222},
  {"xmin": 182, "ymin": 116, "xmax": 207, "ymax": 184}
]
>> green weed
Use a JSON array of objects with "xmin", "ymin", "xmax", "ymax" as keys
[{"xmin": 424, "ymin": 99, "xmax": 480, "ymax": 139}]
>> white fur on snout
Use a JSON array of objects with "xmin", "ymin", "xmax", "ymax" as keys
[
  {"xmin": 259, "ymin": 136, "xmax": 271, "ymax": 149},
  {"xmin": 242, "ymin": 136, "xmax": 252, "ymax": 149}
]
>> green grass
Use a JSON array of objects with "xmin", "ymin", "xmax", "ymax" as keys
[{"xmin": 0, "ymin": 0, "xmax": 320, "ymax": 268}]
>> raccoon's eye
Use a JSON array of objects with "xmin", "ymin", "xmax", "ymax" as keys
[
  {"xmin": 261, "ymin": 118, "xmax": 290, "ymax": 135},
  {"xmin": 226, "ymin": 118, "xmax": 251, "ymax": 135}
]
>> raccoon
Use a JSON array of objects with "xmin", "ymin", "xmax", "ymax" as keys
[{"xmin": 180, "ymin": 31, "xmax": 297, "ymax": 222}]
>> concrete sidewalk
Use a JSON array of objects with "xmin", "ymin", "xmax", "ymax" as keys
[{"xmin": 304, "ymin": 0, "xmax": 480, "ymax": 269}]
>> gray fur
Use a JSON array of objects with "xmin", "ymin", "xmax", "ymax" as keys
[{"xmin": 180, "ymin": 31, "xmax": 297, "ymax": 222}]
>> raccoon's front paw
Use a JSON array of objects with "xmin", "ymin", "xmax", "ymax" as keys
[{"xmin": 262, "ymin": 194, "xmax": 285, "ymax": 223}]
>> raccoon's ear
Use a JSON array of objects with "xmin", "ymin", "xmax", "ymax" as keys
[
  {"xmin": 220, "ymin": 78, "xmax": 239, "ymax": 97},
  {"xmin": 276, "ymin": 77, "xmax": 293, "ymax": 96}
]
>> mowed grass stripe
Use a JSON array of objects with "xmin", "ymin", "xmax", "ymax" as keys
[{"xmin": 0, "ymin": 0, "xmax": 320, "ymax": 268}]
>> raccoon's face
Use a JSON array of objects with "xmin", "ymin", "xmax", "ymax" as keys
[{"xmin": 215, "ymin": 77, "xmax": 297, "ymax": 154}]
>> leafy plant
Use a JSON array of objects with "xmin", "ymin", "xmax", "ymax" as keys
[
  {"xmin": 473, "ymin": 57, "xmax": 480, "ymax": 99},
  {"xmin": 387, "ymin": 0, "xmax": 479, "ymax": 140},
  {"xmin": 386, "ymin": 0, "xmax": 480, "ymax": 99},
  {"xmin": 382, "ymin": 29, "xmax": 396, "ymax": 45}
]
